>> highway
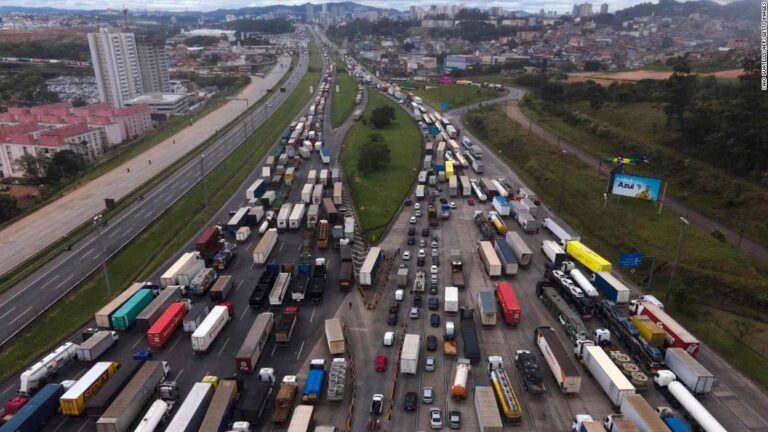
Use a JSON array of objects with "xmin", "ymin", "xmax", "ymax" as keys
[{"xmin": 0, "ymin": 38, "xmax": 309, "ymax": 348}]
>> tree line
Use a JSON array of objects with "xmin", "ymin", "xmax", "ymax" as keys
[{"xmin": 0, "ymin": 41, "xmax": 90, "ymax": 61}]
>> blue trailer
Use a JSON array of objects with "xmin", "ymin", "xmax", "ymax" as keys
[
  {"xmin": 0, "ymin": 384, "xmax": 64, "ymax": 432},
  {"xmin": 301, "ymin": 359, "xmax": 325, "ymax": 404},
  {"xmin": 226, "ymin": 207, "xmax": 250, "ymax": 236},
  {"xmin": 592, "ymin": 272, "xmax": 631, "ymax": 304}
]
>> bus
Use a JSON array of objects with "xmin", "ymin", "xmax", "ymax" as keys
[{"xmin": 60, "ymin": 362, "xmax": 119, "ymax": 416}]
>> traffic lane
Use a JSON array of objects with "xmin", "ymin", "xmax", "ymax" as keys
[{"xmin": 0, "ymin": 50, "xmax": 312, "ymax": 348}]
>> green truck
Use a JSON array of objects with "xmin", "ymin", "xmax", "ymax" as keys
[{"xmin": 111, "ymin": 289, "xmax": 155, "ymax": 330}]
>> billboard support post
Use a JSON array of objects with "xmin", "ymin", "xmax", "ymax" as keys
[{"xmin": 657, "ymin": 181, "xmax": 668, "ymax": 216}]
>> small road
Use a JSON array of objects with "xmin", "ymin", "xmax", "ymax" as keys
[
  {"xmin": 0, "ymin": 56, "xmax": 293, "ymax": 277},
  {"xmin": 446, "ymin": 90, "xmax": 768, "ymax": 266},
  {"xmin": 0, "ymin": 48, "xmax": 310, "ymax": 348}
]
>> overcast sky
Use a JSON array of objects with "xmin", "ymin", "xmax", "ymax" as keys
[{"xmin": 9, "ymin": 0, "xmax": 733, "ymax": 14}]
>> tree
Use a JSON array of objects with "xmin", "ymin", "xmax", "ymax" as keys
[
  {"xmin": 540, "ymin": 82, "xmax": 564, "ymax": 102},
  {"xmin": 15, "ymin": 154, "xmax": 47, "ymax": 182},
  {"xmin": 663, "ymin": 57, "xmax": 697, "ymax": 128},
  {"xmin": 587, "ymin": 83, "xmax": 608, "ymax": 110},
  {"xmin": 357, "ymin": 134, "xmax": 391, "ymax": 174},
  {"xmin": 46, "ymin": 150, "xmax": 86, "ymax": 183},
  {"xmin": 583, "ymin": 60, "xmax": 602, "ymax": 72},
  {"xmin": 0, "ymin": 194, "xmax": 22, "ymax": 223},
  {"xmin": 370, "ymin": 105, "xmax": 396, "ymax": 128}
]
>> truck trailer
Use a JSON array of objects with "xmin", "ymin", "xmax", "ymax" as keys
[
  {"xmin": 164, "ymin": 382, "xmax": 214, "ymax": 432},
  {"xmin": 199, "ymin": 380, "xmax": 239, "ymax": 432},
  {"xmin": 505, "ymin": 232, "xmax": 533, "ymax": 267},
  {"xmin": 325, "ymin": 318, "xmax": 346, "ymax": 355},
  {"xmin": 535, "ymin": 326, "xmax": 581, "ymax": 394},
  {"xmin": 574, "ymin": 341, "xmax": 636, "ymax": 406},
  {"xmin": 400, "ymin": 334, "xmax": 420, "ymax": 375},
  {"xmin": 253, "ymin": 229, "xmax": 278, "ymax": 264},
  {"xmin": 478, "ymin": 291, "xmax": 497, "ymax": 326},
  {"xmin": 236, "ymin": 312, "xmax": 275, "ymax": 373},
  {"xmin": 619, "ymin": 394, "xmax": 671, "ymax": 432},
  {"xmin": 76, "ymin": 330, "xmax": 119, "ymax": 362},
  {"xmin": 95, "ymin": 361, "xmax": 168, "ymax": 432},
  {"xmin": 191, "ymin": 305, "xmax": 230, "ymax": 354},
  {"xmin": 496, "ymin": 282, "xmax": 520, "ymax": 326},
  {"xmin": 474, "ymin": 386, "xmax": 504, "ymax": 432},
  {"xmin": 135, "ymin": 286, "xmax": 182, "ymax": 332},
  {"xmin": 630, "ymin": 300, "xmax": 700, "ymax": 357},
  {"xmin": 477, "ymin": 241, "xmax": 501, "ymax": 277}
]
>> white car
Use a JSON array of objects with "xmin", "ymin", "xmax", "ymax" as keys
[
  {"xmin": 430, "ymin": 265, "xmax": 439, "ymax": 275},
  {"xmin": 403, "ymin": 251, "xmax": 411, "ymax": 260},
  {"xmin": 418, "ymin": 249, "xmax": 426, "ymax": 258},
  {"xmin": 414, "ymin": 203, "xmax": 421, "ymax": 210},
  {"xmin": 410, "ymin": 216, "xmax": 417, "ymax": 224},
  {"xmin": 423, "ymin": 386, "xmax": 434, "ymax": 404},
  {"xmin": 425, "ymin": 356, "xmax": 436, "ymax": 372},
  {"xmin": 430, "ymin": 408, "xmax": 443, "ymax": 429},
  {"xmin": 448, "ymin": 202, "xmax": 457, "ymax": 209}
]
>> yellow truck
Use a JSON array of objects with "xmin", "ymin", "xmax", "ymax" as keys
[
  {"xmin": 565, "ymin": 241, "xmax": 612, "ymax": 273},
  {"xmin": 60, "ymin": 361, "xmax": 118, "ymax": 416}
]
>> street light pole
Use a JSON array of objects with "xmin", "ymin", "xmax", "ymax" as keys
[
  {"xmin": 200, "ymin": 154, "xmax": 209, "ymax": 208},
  {"xmin": 93, "ymin": 215, "xmax": 111, "ymax": 297},
  {"xmin": 665, "ymin": 217, "xmax": 689, "ymax": 303},
  {"xmin": 558, "ymin": 150, "xmax": 567, "ymax": 209}
]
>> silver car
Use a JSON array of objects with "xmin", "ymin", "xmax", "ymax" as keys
[{"xmin": 423, "ymin": 386, "xmax": 434, "ymax": 404}]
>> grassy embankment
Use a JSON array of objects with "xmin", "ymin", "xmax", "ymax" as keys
[
  {"xmin": 464, "ymin": 104, "xmax": 768, "ymax": 389},
  {"xmin": 413, "ymin": 85, "xmax": 503, "ymax": 111},
  {"xmin": 330, "ymin": 59, "xmax": 358, "ymax": 128},
  {"xmin": 0, "ymin": 45, "xmax": 322, "ymax": 384},
  {"xmin": 520, "ymin": 96, "xmax": 768, "ymax": 245},
  {"xmin": 341, "ymin": 91, "xmax": 421, "ymax": 242}
]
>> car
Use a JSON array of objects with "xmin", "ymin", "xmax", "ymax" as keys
[
  {"xmin": 384, "ymin": 331, "xmax": 394, "ymax": 346},
  {"xmin": 448, "ymin": 411, "xmax": 461, "ymax": 429},
  {"xmin": 430, "ymin": 265, "xmax": 439, "ymax": 275},
  {"xmin": 375, "ymin": 355, "xmax": 387, "ymax": 372},
  {"xmin": 402, "ymin": 251, "xmax": 411, "ymax": 260},
  {"xmin": 431, "ymin": 248, "xmax": 439, "ymax": 257},
  {"xmin": 405, "ymin": 199, "xmax": 413, "ymax": 206},
  {"xmin": 403, "ymin": 391, "xmax": 418, "ymax": 412},
  {"xmin": 408, "ymin": 227, "xmax": 416, "ymax": 236},
  {"xmin": 432, "ymin": 233, "xmax": 439, "ymax": 242},
  {"xmin": 426, "ymin": 335, "xmax": 437, "ymax": 351},
  {"xmin": 430, "ymin": 408, "xmax": 443, "ymax": 429},
  {"xmin": 428, "ymin": 297, "xmax": 439, "ymax": 310},
  {"xmin": 395, "ymin": 289, "xmax": 404, "ymax": 301},
  {"xmin": 449, "ymin": 202, "xmax": 457, "ymax": 209},
  {"xmin": 415, "ymin": 210, "xmax": 422, "ymax": 217},
  {"xmin": 389, "ymin": 302, "xmax": 400, "ymax": 314},
  {"xmin": 422, "ymin": 228, "xmax": 430, "ymax": 237},
  {"xmin": 436, "ymin": 186, "xmax": 443, "ymax": 193},
  {"xmin": 419, "ymin": 239, "xmax": 427, "ymax": 247},
  {"xmin": 430, "ymin": 314, "xmax": 441, "ymax": 327},
  {"xmin": 414, "ymin": 203, "xmax": 421, "ymax": 210},
  {"xmin": 432, "ymin": 256, "xmax": 440, "ymax": 267},
  {"xmin": 423, "ymin": 386, "xmax": 434, "ymax": 403},
  {"xmin": 430, "ymin": 273, "xmax": 438, "ymax": 284},
  {"xmin": 408, "ymin": 236, "xmax": 416, "ymax": 245},
  {"xmin": 387, "ymin": 312, "xmax": 398, "ymax": 325},
  {"xmin": 440, "ymin": 197, "xmax": 448, "ymax": 204},
  {"xmin": 413, "ymin": 294, "xmax": 423, "ymax": 307},
  {"xmin": 371, "ymin": 394, "xmax": 384, "ymax": 416},
  {"xmin": 417, "ymin": 256, "xmax": 426, "ymax": 267},
  {"xmin": 409, "ymin": 216, "xmax": 417, "ymax": 224},
  {"xmin": 410, "ymin": 307, "xmax": 420, "ymax": 319},
  {"xmin": 429, "ymin": 284, "xmax": 438, "ymax": 295},
  {"xmin": 418, "ymin": 249, "xmax": 426, "ymax": 258},
  {"xmin": 431, "ymin": 240, "xmax": 439, "ymax": 248},
  {"xmin": 467, "ymin": 198, "xmax": 474, "ymax": 206},
  {"xmin": 424, "ymin": 356, "xmax": 436, "ymax": 372}
]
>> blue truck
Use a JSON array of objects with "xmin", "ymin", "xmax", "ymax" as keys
[
  {"xmin": 301, "ymin": 359, "xmax": 326, "ymax": 404},
  {"xmin": 0, "ymin": 384, "xmax": 64, "ymax": 432}
]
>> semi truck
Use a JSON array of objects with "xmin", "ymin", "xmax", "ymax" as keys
[
  {"xmin": 325, "ymin": 318, "xmax": 345, "ymax": 355},
  {"xmin": 289, "ymin": 203, "xmax": 306, "ymax": 230},
  {"xmin": 339, "ymin": 241, "xmax": 354, "ymax": 291},
  {"xmin": 95, "ymin": 360, "xmax": 169, "ymax": 432},
  {"xmin": 474, "ymin": 386, "xmax": 504, "ymax": 432},
  {"xmin": 146, "ymin": 301, "xmax": 188, "ymax": 349},
  {"xmin": 302, "ymin": 359, "xmax": 326, "ymax": 404},
  {"xmin": 309, "ymin": 258, "xmax": 327, "ymax": 303},
  {"xmin": 209, "ymin": 275, "xmax": 233, "ymax": 302},
  {"xmin": 543, "ymin": 216, "xmax": 581, "ymax": 245},
  {"xmin": 573, "ymin": 415, "xmax": 607, "ymax": 432},
  {"xmin": 450, "ymin": 250, "xmax": 466, "ymax": 289},
  {"xmin": 160, "ymin": 252, "xmax": 205, "ymax": 288},
  {"xmin": 326, "ymin": 358, "xmax": 348, "ymax": 402},
  {"xmin": 238, "ymin": 369, "xmax": 276, "ymax": 425},
  {"xmin": 401, "ymin": 334, "xmax": 420, "ymax": 375},
  {"xmin": 535, "ymin": 326, "xmax": 582, "ymax": 394},
  {"xmin": 275, "ymin": 306, "xmax": 299, "ymax": 344},
  {"xmin": 359, "ymin": 247, "xmax": 382, "ymax": 287},
  {"xmin": 271, "ymin": 375, "xmax": 298, "ymax": 423},
  {"xmin": 60, "ymin": 362, "xmax": 119, "ymax": 416},
  {"xmin": 487, "ymin": 356, "xmax": 523, "ymax": 422},
  {"xmin": 111, "ymin": 288, "xmax": 155, "ymax": 331},
  {"xmin": 619, "ymin": 394, "xmax": 672, "ymax": 432},
  {"xmin": 663, "ymin": 348, "xmax": 713, "ymax": 394},
  {"xmin": 95, "ymin": 282, "xmax": 150, "ymax": 328},
  {"xmin": 253, "ymin": 229, "xmax": 278, "ymax": 264},
  {"xmin": 287, "ymin": 405, "xmax": 314, "ymax": 432},
  {"xmin": 450, "ymin": 359, "xmax": 472, "ymax": 399},
  {"xmin": 85, "ymin": 360, "xmax": 142, "ymax": 416},
  {"xmin": 505, "ymin": 232, "xmax": 533, "ymax": 267},
  {"xmin": 445, "ymin": 286, "xmax": 459, "ymax": 313},
  {"xmin": 136, "ymin": 286, "xmax": 182, "ymax": 331},
  {"xmin": 460, "ymin": 307, "xmax": 481, "ymax": 363},
  {"xmin": 654, "ymin": 371, "xmax": 726, "ymax": 432},
  {"xmin": 492, "ymin": 196, "xmax": 511, "ymax": 216},
  {"xmin": 183, "ymin": 303, "xmax": 210, "ymax": 333},
  {"xmin": 496, "ymin": 282, "xmax": 520, "ymax": 326},
  {"xmin": 164, "ymin": 382, "xmax": 214, "ymax": 432},
  {"xmin": 191, "ymin": 305, "xmax": 231, "ymax": 354},
  {"xmin": 292, "ymin": 264, "xmax": 311, "ymax": 301},
  {"xmin": 537, "ymin": 282, "xmax": 590, "ymax": 343},
  {"xmin": 195, "ymin": 227, "xmax": 221, "ymax": 259},
  {"xmin": 595, "ymin": 299, "xmax": 665, "ymax": 371},
  {"xmin": 477, "ymin": 241, "xmax": 501, "ymax": 277},
  {"xmin": 631, "ymin": 315, "xmax": 667, "ymax": 348},
  {"xmin": 514, "ymin": 350, "xmax": 546, "ymax": 394},
  {"xmin": 199, "ymin": 379, "xmax": 239, "ymax": 432},
  {"xmin": 542, "ymin": 240, "xmax": 567, "ymax": 266},
  {"xmin": 478, "ymin": 291, "xmax": 496, "ymax": 326},
  {"xmin": 566, "ymin": 241, "xmax": 612, "ymax": 273},
  {"xmin": 0, "ymin": 383, "xmax": 64, "ymax": 432},
  {"xmin": 574, "ymin": 341, "xmax": 636, "ymax": 407},
  {"xmin": 493, "ymin": 238, "xmax": 519, "ymax": 275},
  {"xmin": 76, "ymin": 330, "xmax": 119, "ymax": 361},
  {"xmin": 630, "ymin": 300, "xmax": 701, "ymax": 357},
  {"xmin": 236, "ymin": 312, "xmax": 275, "ymax": 373}
]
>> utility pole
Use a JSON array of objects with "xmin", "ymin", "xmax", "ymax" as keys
[
  {"xmin": 559, "ymin": 150, "xmax": 567, "ymax": 209},
  {"xmin": 93, "ymin": 215, "xmax": 111, "ymax": 297},
  {"xmin": 665, "ymin": 217, "xmax": 689, "ymax": 303},
  {"xmin": 200, "ymin": 154, "xmax": 209, "ymax": 208}
]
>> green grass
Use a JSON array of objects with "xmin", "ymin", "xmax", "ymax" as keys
[
  {"xmin": 341, "ymin": 91, "xmax": 421, "ymax": 242},
  {"xmin": 331, "ymin": 59, "xmax": 358, "ymax": 128},
  {"xmin": 413, "ymin": 85, "xmax": 504, "ymax": 111},
  {"xmin": 520, "ymin": 97, "xmax": 768, "ymax": 244},
  {"xmin": 463, "ymin": 105, "xmax": 768, "ymax": 389},
  {"xmin": 0, "ymin": 45, "xmax": 322, "ymax": 384}
]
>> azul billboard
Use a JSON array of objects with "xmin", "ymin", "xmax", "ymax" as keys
[{"xmin": 611, "ymin": 173, "xmax": 662, "ymax": 202}]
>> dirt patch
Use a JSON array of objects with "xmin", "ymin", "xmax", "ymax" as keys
[{"xmin": 568, "ymin": 69, "xmax": 742, "ymax": 86}]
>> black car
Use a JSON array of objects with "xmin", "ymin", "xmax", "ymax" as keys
[
  {"xmin": 421, "ymin": 228, "xmax": 430, "ymax": 237},
  {"xmin": 389, "ymin": 302, "xmax": 399, "ymax": 314},
  {"xmin": 426, "ymin": 335, "xmax": 438, "ymax": 351},
  {"xmin": 407, "ymin": 236, "xmax": 416, "ymax": 245},
  {"xmin": 432, "ymin": 256, "xmax": 440, "ymax": 267},
  {"xmin": 440, "ymin": 197, "xmax": 448, "ymax": 204},
  {"xmin": 448, "ymin": 410, "xmax": 462, "ymax": 429},
  {"xmin": 408, "ymin": 227, "xmax": 416, "ymax": 236},
  {"xmin": 387, "ymin": 312, "xmax": 398, "ymax": 325},
  {"xmin": 430, "ymin": 314, "xmax": 441, "ymax": 327},
  {"xmin": 405, "ymin": 199, "xmax": 413, "ymax": 206},
  {"xmin": 429, "ymin": 284, "xmax": 438, "ymax": 295},
  {"xmin": 413, "ymin": 295, "xmax": 422, "ymax": 308},
  {"xmin": 417, "ymin": 256, "xmax": 426, "ymax": 267},
  {"xmin": 428, "ymin": 297, "xmax": 439, "ymax": 310},
  {"xmin": 403, "ymin": 391, "xmax": 418, "ymax": 412}
]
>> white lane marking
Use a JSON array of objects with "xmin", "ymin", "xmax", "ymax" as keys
[
  {"xmin": 51, "ymin": 417, "xmax": 68, "ymax": 432},
  {"xmin": 174, "ymin": 368, "xmax": 184, "ymax": 381},
  {"xmin": 37, "ymin": 273, "xmax": 61, "ymax": 290},
  {"xmin": 76, "ymin": 419, "xmax": 91, "ymax": 432},
  {"xmin": 271, "ymin": 344, "xmax": 278, "ymax": 356},
  {"xmin": 309, "ymin": 309, "xmax": 316, "ymax": 323},
  {"xmin": 106, "ymin": 227, "xmax": 122, "ymax": 239},
  {"xmin": 234, "ymin": 280, "xmax": 244, "ymax": 293},
  {"xmin": 296, "ymin": 341, "xmax": 304, "ymax": 360},
  {"xmin": 81, "ymin": 248, "xmax": 97, "ymax": 259},
  {"xmin": 132, "ymin": 337, "xmax": 143, "ymax": 349},
  {"xmin": 240, "ymin": 308, "xmax": 249, "ymax": 320},
  {"xmin": 279, "ymin": 242, "xmax": 285, "ymax": 252},
  {"xmin": 0, "ymin": 306, "xmax": 16, "ymax": 320},
  {"xmin": 3, "ymin": 383, "xmax": 16, "ymax": 393},
  {"xmin": 53, "ymin": 275, "xmax": 74, "ymax": 291},
  {"xmin": 8, "ymin": 306, "xmax": 32, "ymax": 325},
  {"xmin": 217, "ymin": 337, "xmax": 231, "ymax": 356},
  {"xmin": 169, "ymin": 335, "xmax": 182, "ymax": 352}
]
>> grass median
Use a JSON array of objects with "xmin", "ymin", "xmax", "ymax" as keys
[
  {"xmin": 413, "ymin": 84, "xmax": 504, "ymax": 111},
  {"xmin": 341, "ymin": 91, "xmax": 421, "ymax": 242},
  {"xmin": 464, "ymin": 104, "xmax": 768, "ymax": 389},
  {"xmin": 331, "ymin": 59, "xmax": 358, "ymax": 129},
  {"xmin": 0, "ymin": 45, "xmax": 322, "ymax": 384}
]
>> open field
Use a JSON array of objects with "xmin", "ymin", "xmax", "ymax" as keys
[
  {"xmin": 0, "ymin": 45, "xmax": 322, "ymax": 384},
  {"xmin": 413, "ymin": 84, "xmax": 504, "ymax": 111},
  {"xmin": 567, "ymin": 68, "xmax": 742, "ymax": 85},
  {"xmin": 463, "ymin": 104, "xmax": 768, "ymax": 389},
  {"xmin": 331, "ymin": 59, "xmax": 358, "ymax": 128},
  {"xmin": 341, "ymin": 90, "xmax": 421, "ymax": 242}
]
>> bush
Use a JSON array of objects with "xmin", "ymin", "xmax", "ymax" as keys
[{"xmin": 370, "ymin": 106, "xmax": 396, "ymax": 128}]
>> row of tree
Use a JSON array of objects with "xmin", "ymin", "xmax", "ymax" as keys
[
  {"xmin": 0, "ymin": 68, "xmax": 59, "ymax": 110},
  {"xmin": 225, "ymin": 18, "xmax": 295, "ymax": 35},
  {"xmin": 0, "ymin": 40, "xmax": 91, "ymax": 61}
]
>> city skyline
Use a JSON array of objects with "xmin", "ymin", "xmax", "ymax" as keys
[{"xmin": 0, "ymin": 0, "xmax": 741, "ymax": 14}]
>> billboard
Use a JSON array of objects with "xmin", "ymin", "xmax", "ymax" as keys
[{"xmin": 611, "ymin": 173, "xmax": 662, "ymax": 202}]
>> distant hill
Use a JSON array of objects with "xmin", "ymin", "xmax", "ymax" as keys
[{"xmin": 615, "ymin": 0, "xmax": 758, "ymax": 20}]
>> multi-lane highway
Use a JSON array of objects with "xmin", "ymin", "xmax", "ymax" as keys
[{"xmin": 0, "ymin": 39, "xmax": 310, "ymax": 347}]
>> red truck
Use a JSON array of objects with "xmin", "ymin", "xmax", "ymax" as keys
[
  {"xmin": 146, "ymin": 302, "xmax": 188, "ymax": 349},
  {"xmin": 496, "ymin": 282, "xmax": 520, "ymax": 326},
  {"xmin": 195, "ymin": 226, "xmax": 221, "ymax": 259},
  {"xmin": 630, "ymin": 300, "xmax": 700, "ymax": 357}
]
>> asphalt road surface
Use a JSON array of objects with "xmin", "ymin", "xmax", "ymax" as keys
[{"xmin": 0, "ymin": 41, "xmax": 310, "ymax": 348}]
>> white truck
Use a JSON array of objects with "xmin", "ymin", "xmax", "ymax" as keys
[
  {"xmin": 542, "ymin": 240, "xmax": 566, "ymax": 266},
  {"xmin": 574, "ymin": 340, "xmax": 635, "ymax": 406},
  {"xmin": 301, "ymin": 184, "xmax": 313, "ymax": 204},
  {"xmin": 505, "ymin": 232, "xmax": 533, "ymax": 267},
  {"xmin": 160, "ymin": 252, "xmax": 205, "ymax": 288},
  {"xmin": 444, "ymin": 286, "xmax": 459, "ymax": 313},
  {"xmin": 535, "ymin": 327, "xmax": 581, "ymax": 394},
  {"xmin": 543, "ymin": 216, "xmax": 580, "ymax": 245},
  {"xmin": 654, "ymin": 370, "xmax": 727, "ymax": 432},
  {"xmin": 164, "ymin": 382, "xmax": 214, "ymax": 432},
  {"xmin": 276, "ymin": 203, "xmax": 293, "ymax": 231},
  {"xmin": 252, "ymin": 229, "xmax": 278, "ymax": 264},
  {"xmin": 400, "ymin": 334, "xmax": 420, "ymax": 375},
  {"xmin": 191, "ymin": 305, "xmax": 230, "ymax": 354},
  {"xmin": 663, "ymin": 348, "xmax": 713, "ymax": 394},
  {"xmin": 19, "ymin": 342, "xmax": 78, "ymax": 395},
  {"xmin": 289, "ymin": 203, "xmax": 306, "ymax": 230}
]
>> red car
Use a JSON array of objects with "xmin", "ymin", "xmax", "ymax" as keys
[
  {"xmin": 467, "ymin": 198, "xmax": 475, "ymax": 206},
  {"xmin": 375, "ymin": 355, "xmax": 387, "ymax": 372}
]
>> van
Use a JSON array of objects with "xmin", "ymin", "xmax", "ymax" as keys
[
  {"xmin": 444, "ymin": 321, "xmax": 455, "ymax": 340},
  {"xmin": 395, "ymin": 289, "xmax": 404, "ymax": 301},
  {"xmin": 383, "ymin": 332, "xmax": 394, "ymax": 346}
]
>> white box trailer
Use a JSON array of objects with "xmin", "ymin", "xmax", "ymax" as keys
[
  {"xmin": 269, "ymin": 273, "xmax": 292, "ymax": 307},
  {"xmin": 535, "ymin": 327, "xmax": 581, "ymax": 394},
  {"xmin": 620, "ymin": 394, "xmax": 670, "ymax": 432},
  {"xmin": 164, "ymin": 382, "xmax": 214, "ymax": 432},
  {"xmin": 312, "ymin": 184, "xmax": 323, "ymax": 205},
  {"xmin": 301, "ymin": 184, "xmax": 313, "ymax": 203},
  {"xmin": 307, "ymin": 170, "xmax": 317, "ymax": 184},
  {"xmin": 444, "ymin": 286, "xmax": 459, "ymax": 313},
  {"xmin": 400, "ymin": 334, "xmax": 420, "ymax": 375},
  {"xmin": 276, "ymin": 203, "xmax": 293, "ymax": 231},
  {"xmin": 459, "ymin": 176, "xmax": 471, "ymax": 197},
  {"xmin": 253, "ymin": 229, "xmax": 278, "ymax": 264},
  {"xmin": 333, "ymin": 182, "xmax": 343, "ymax": 205},
  {"xmin": 505, "ymin": 232, "xmax": 533, "ymax": 267},
  {"xmin": 474, "ymin": 386, "xmax": 504, "ymax": 432},
  {"xmin": 191, "ymin": 305, "xmax": 230, "ymax": 353},
  {"xmin": 542, "ymin": 240, "xmax": 566, "ymax": 266},
  {"xmin": 477, "ymin": 241, "xmax": 501, "ymax": 277},
  {"xmin": 575, "ymin": 343, "xmax": 635, "ymax": 406},
  {"xmin": 543, "ymin": 216, "xmax": 580, "ymax": 245},
  {"xmin": 160, "ymin": 252, "xmax": 205, "ymax": 288},
  {"xmin": 245, "ymin": 179, "xmax": 265, "ymax": 201},
  {"xmin": 320, "ymin": 169, "xmax": 329, "ymax": 185},
  {"xmin": 289, "ymin": 203, "xmax": 306, "ymax": 230},
  {"xmin": 478, "ymin": 291, "xmax": 497, "ymax": 326},
  {"xmin": 325, "ymin": 318, "xmax": 346, "ymax": 356},
  {"xmin": 664, "ymin": 348, "xmax": 714, "ymax": 394},
  {"xmin": 183, "ymin": 303, "xmax": 209, "ymax": 333},
  {"xmin": 76, "ymin": 331, "xmax": 118, "ymax": 362}
]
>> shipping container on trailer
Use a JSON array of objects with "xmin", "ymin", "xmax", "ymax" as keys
[
  {"xmin": 277, "ymin": 203, "xmax": 293, "ymax": 230},
  {"xmin": 631, "ymin": 300, "xmax": 700, "ymax": 357},
  {"xmin": 183, "ymin": 303, "xmax": 210, "ymax": 333},
  {"xmin": 541, "ymin": 240, "xmax": 566, "ymax": 266},
  {"xmin": 630, "ymin": 315, "xmax": 666, "ymax": 348},
  {"xmin": 543, "ymin": 216, "xmax": 581, "ymax": 244},
  {"xmin": 475, "ymin": 386, "xmax": 504, "ymax": 432},
  {"xmin": 478, "ymin": 291, "xmax": 497, "ymax": 326},
  {"xmin": 195, "ymin": 227, "xmax": 221, "ymax": 258},
  {"xmin": 459, "ymin": 175, "xmax": 471, "ymax": 197},
  {"xmin": 325, "ymin": 318, "xmax": 346, "ymax": 355},
  {"xmin": 322, "ymin": 198, "xmax": 338, "ymax": 225},
  {"xmin": 136, "ymin": 286, "xmax": 182, "ymax": 332},
  {"xmin": 146, "ymin": 302, "xmax": 187, "ymax": 349},
  {"xmin": 359, "ymin": 247, "xmax": 382, "ymax": 286},
  {"xmin": 333, "ymin": 182, "xmax": 343, "ymax": 205},
  {"xmin": 85, "ymin": 360, "xmax": 142, "ymax": 416},
  {"xmin": 210, "ymin": 276, "xmax": 234, "ymax": 302},
  {"xmin": 400, "ymin": 334, "xmax": 420, "ymax": 375},
  {"xmin": 0, "ymin": 384, "xmax": 64, "ymax": 432},
  {"xmin": 192, "ymin": 305, "xmax": 230, "ymax": 354},
  {"xmin": 60, "ymin": 362, "xmax": 119, "ymax": 416},
  {"xmin": 534, "ymin": 327, "xmax": 582, "ymax": 394},
  {"xmin": 236, "ymin": 312, "xmax": 275, "ymax": 373},
  {"xmin": 286, "ymin": 405, "xmax": 314, "ymax": 432},
  {"xmin": 566, "ymin": 241, "xmax": 612, "ymax": 273},
  {"xmin": 496, "ymin": 282, "xmax": 520, "ymax": 326},
  {"xmin": 301, "ymin": 184, "xmax": 314, "ymax": 203},
  {"xmin": 95, "ymin": 282, "xmax": 148, "ymax": 328},
  {"xmin": 246, "ymin": 179, "xmax": 267, "ymax": 201},
  {"xmin": 574, "ymin": 343, "xmax": 635, "ymax": 407},
  {"xmin": 477, "ymin": 241, "xmax": 502, "ymax": 277},
  {"xmin": 593, "ymin": 272, "xmax": 631, "ymax": 304},
  {"xmin": 226, "ymin": 206, "xmax": 250, "ymax": 235},
  {"xmin": 76, "ymin": 330, "xmax": 118, "ymax": 361},
  {"xmin": 160, "ymin": 252, "xmax": 205, "ymax": 287},
  {"xmin": 620, "ymin": 394, "xmax": 670, "ymax": 432},
  {"xmin": 111, "ymin": 289, "xmax": 154, "ymax": 331},
  {"xmin": 505, "ymin": 232, "xmax": 533, "ymax": 267},
  {"xmin": 663, "ymin": 348, "xmax": 713, "ymax": 394},
  {"xmin": 95, "ymin": 361, "xmax": 167, "ymax": 432},
  {"xmin": 199, "ymin": 380, "xmax": 239, "ymax": 432},
  {"xmin": 493, "ymin": 239, "xmax": 519, "ymax": 275},
  {"xmin": 289, "ymin": 203, "xmax": 307, "ymax": 230},
  {"xmin": 253, "ymin": 229, "xmax": 278, "ymax": 264}
]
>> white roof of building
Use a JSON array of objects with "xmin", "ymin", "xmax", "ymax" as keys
[{"xmin": 126, "ymin": 93, "xmax": 188, "ymax": 104}]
